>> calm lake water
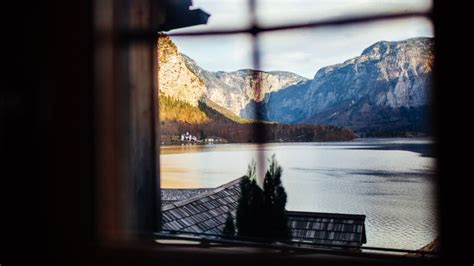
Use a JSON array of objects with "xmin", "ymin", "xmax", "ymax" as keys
[{"xmin": 160, "ymin": 138, "xmax": 437, "ymax": 250}]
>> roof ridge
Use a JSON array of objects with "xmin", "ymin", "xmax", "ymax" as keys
[
  {"xmin": 162, "ymin": 177, "xmax": 243, "ymax": 211},
  {"xmin": 161, "ymin": 188, "xmax": 213, "ymax": 191},
  {"xmin": 287, "ymin": 210, "xmax": 366, "ymax": 220}
]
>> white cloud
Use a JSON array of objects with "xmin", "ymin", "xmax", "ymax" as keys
[
  {"xmin": 168, "ymin": 1, "xmax": 433, "ymax": 78},
  {"xmin": 171, "ymin": 34, "xmax": 254, "ymax": 72}
]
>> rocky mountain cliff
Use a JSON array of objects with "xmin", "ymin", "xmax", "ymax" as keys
[
  {"xmin": 244, "ymin": 37, "xmax": 434, "ymax": 133},
  {"xmin": 182, "ymin": 54, "xmax": 308, "ymax": 115},
  {"xmin": 158, "ymin": 34, "xmax": 434, "ymax": 135},
  {"xmin": 158, "ymin": 34, "xmax": 207, "ymax": 106},
  {"xmin": 158, "ymin": 34, "xmax": 307, "ymax": 114},
  {"xmin": 157, "ymin": 34, "xmax": 356, "ymax": 142}
]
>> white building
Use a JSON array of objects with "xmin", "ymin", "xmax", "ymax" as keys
[{"xmin": 181, "ymin": 132, "xmax": 196, "ymax": 143}]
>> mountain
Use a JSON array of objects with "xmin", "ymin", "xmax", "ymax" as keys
[
  {"xmin": 242, "ymin": 37, "xmax": 434, "ymax": 134},
  {"xmin": 157, "ymin": 34, "xmax": 356, "ymax": 143},
  {"xmin": 239, "ymin": 80, "xmax": 312, "ymax": 123},
  {"xmin": 158, "ymin": 33, "xmax": 307, "ymax": 113},
  {"xmin": 182, "ymin": 54, "xmax": 308, "ymax": 115},
  {"xmin": 159, "ymin": 34, "xmax": 433, "ymax": 135},
  {"xmin": 158, "ymin": 82, "xmax": 356, "ymax": 143},
  {"xmin": 158, "ymin": 34, "xmax": 206, "ymax": 106}
]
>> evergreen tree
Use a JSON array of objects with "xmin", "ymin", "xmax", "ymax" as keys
[
  {"xmin": 236, "ymin": 161, "xmax": 258, "ymax": 237},
  {"xmin": 222, "ymin": 212, "xmax": 235, "ymax": 237},
  {"xmin": 263, "ymin": 155, "xmax": 289, "ymax": 240},
  {"xmin": 235, "ymin": 155, "xmax": 290, "ymax": 241}
]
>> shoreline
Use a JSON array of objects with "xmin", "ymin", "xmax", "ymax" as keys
[{"xmin": 160, "ymin": 137, "xmax": 433, "ymax": 147}]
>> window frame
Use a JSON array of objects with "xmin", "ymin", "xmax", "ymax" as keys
[{"xmin": 94, "ymin": 0, "xmax": 438, "ymax": 260}]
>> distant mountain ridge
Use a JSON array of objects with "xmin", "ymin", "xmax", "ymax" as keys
[
  {"xmin": 241, "ymin": 37, "xmax": 434, "ymax": 134},
  {"xmin": 157, "ymin": 34, "xmax": 356, "ymax": 143},
  {"xmin": 158, "ymin": 34, "xmax": 434, "ymax": 135},
  {"xmin": 182, "ymin": 54, "xmax": 308, "ymax": 115}
]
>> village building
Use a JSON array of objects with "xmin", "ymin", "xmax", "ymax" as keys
[{"xmin": 180, "ymin": 132, "xmax": 197, "ymax": 143}]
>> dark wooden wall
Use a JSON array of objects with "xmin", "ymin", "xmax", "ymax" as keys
[{"xmin": 94, "ymin": 0, "xmax": 160, "ymax": 242}]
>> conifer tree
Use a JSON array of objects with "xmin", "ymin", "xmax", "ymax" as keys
[
  {"xmin": 222, "ymin": 212, "xmax": 235, "ymax": 237},
  {"xmin": 235, "ymin": 155, "xmax": 290, "ymax": 241}
]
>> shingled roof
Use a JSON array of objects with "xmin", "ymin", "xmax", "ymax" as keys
[
  {"xmin": 161, "ymin": 188, "xmax": 214, "ymax": 205},
  {"xmin": 161, "ymin": 178, "xmax": 241, "ymax": 235},
  {"xmin": 161, "ymin": 177, "xmax": 366, "ymax": 248},
  {"xmin": 287, "ymin": 211, "xmax": 366, "ymax": 247}
]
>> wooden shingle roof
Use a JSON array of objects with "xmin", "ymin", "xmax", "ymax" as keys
[
  {"xmin": 161, "ymin": 177, "xmax": 366, "ymax": 248},
  {"xmin": 161, "ymin": 188, "xmax": 214, "ymax": 205},
  {"xmin": 161, "ymin": 178, "xmax": 241, "ymax": 235},
  {"xmin": 287, "ymin": 211, "xmax": 366, "ymax": 248}
]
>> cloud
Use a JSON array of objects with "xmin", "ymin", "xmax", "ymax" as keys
[
  {"xmin": 168, "ymin": 1, "xmax": 433, "ymax": 78},
  {"xmin": 257, "ymin": 17, "xmax": 433, "ymax": 77},
  {"xmin": 256, "ymin": 0, "xmax": 431, "ymax": 26},
  {"xmin": 171, "ymin": 34, "xmax": 254, "ymax": 72}
]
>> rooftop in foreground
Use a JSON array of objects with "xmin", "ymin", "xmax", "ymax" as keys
[{"xmin": 161, "ymin": 177, "xmax": 366, "ymax": 249}]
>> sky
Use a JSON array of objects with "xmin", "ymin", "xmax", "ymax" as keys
[{"xmin": 167, "ymin": 0, "xmax": 433, "ymax": 79}]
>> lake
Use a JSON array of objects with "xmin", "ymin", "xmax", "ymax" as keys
[{"xmin": 160, "ymin": 138, "xmax": 437, "ymax": 250}]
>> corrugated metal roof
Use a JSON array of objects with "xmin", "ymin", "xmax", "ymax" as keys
[{"xmin": 161, "ymin": 177, "xmax": 366, "ymax": 248}]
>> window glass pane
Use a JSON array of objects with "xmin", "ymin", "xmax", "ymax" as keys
[
  {"xmin": 259, "ymin": 18, "xmax": 433, "ymax": 78},
  {"xmin": 158, "ymin": 34, "xmax": 257, "ymax": 189},
  {"xmin": 157, "ymin": 2, "xmax": 437, "ymax": 254},
  {"xmin": 256, "ymin": 0, "xmax": 432, "ymax": 27},
  {"xmin": 257, "ymin": 19, "xmax": 436, "ymax": 250}
]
